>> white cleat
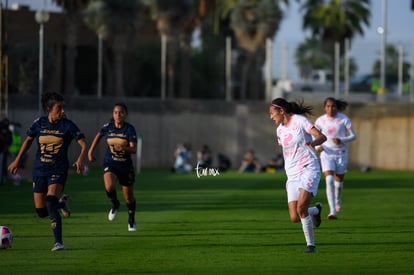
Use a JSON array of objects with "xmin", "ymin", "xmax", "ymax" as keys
[
  {"xmin": 108, "ymin": 208, "xmax": 119, "ymax": 221},
  {"xmin": 51, "ymin": 242, "xmax": 65, "ymax": 251},
  {"xmin": 128, "ymin": 223, "xmax": 137, "ymax": 232}
]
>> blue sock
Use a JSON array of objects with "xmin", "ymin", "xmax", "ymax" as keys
[{"xmin": 46, "ymin": 195, "xmax": 62, "ymax": 244}]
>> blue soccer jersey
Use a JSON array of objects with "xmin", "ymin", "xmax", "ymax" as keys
[
  {"xmin": 99, "ymin": 122, "xmax": 137, "ymax": 168},
  {"xmin": 28, "ymin": 116, "xmax": 85, "ymax": 177}
]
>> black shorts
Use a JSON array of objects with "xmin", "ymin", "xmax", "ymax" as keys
[
  {"xmin": 33, "ymin": 174, "xmax": 67, "ymax": 193},
  {"xmin": 103, "ymin": 166, "xmax": 135, "ymax": 186}
]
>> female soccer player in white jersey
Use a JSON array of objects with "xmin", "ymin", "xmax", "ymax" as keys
[
  {"xmin": 315, "ymin": 97, "xmax": 356, "ymax": 219},
  {"xmin": 269, "ymin": 98, "xmax": 327, "ymax": 253}
]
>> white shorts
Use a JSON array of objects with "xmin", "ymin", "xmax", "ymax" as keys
[
  {"xmin": 286, "ymin": 169, "xmax": 320, "ymax": 203},
  {"xmin": 320, "ymin": 152, "xmax": 348, "ymax": 174}
]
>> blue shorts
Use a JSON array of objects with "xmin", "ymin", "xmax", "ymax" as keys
[
  {"xmin": 103, "ymin": 166, "xmax": 135, "ymax": 186},
  {"xmin": 32, "ymin": 174, "xmax": 67, "ymax": 193}
]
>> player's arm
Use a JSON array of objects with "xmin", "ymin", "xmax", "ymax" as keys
[
  {"xmin": 8, "ymin": 136, "xmax": 34, "ymax": 174},
  {"xmin": 88, "ymin": 133, "xmax": 102, "ymax": 162},
  {"xmin": 122, "ymin": 141, "xmax": 137, "ymax": 155},
  {"xmin": 73, "ymin": 138, "xmax": 88, "ymax": 174},
  {"xmin": 308, "ymin": 126, "xmax": 327, "ymax": 148},
  {"xmin": 338, "ymin": 127, "xmax": 357, "ymax": 143}
]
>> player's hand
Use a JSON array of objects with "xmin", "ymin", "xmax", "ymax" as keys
[
  {"xmin": 73, "ymin": 161, "xmax": 84, "ymax": 174},
  {"xmin": 332, "ymin": 138, "xmax": 341, "ymax": 144},
  {"xmin": 88, "ymin": 154, "xmax": 96, "ymax": 163},
  {"xmin": 8, "ymin": 161, "xmax": 19, "ymax": 175}
]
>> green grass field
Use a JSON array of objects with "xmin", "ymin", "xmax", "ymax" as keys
[{"xmin": 1, "ymin": 168, "xmax": 414, "ymax": 274}]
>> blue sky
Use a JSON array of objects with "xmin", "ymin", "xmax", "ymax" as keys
[
  {"xmin": 5, "ymin": 0, "xmax": 414, "ymax": 81},
  {"xmin": 275, "ymin": 0, "xmax": 414, "ymax": 80}
]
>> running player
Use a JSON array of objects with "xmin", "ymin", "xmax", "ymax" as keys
[
  {"xmin": 8, "ymin": 92, "xmax": 87, "ymax": 251},
  {"xmin": 88, "ymin": 103, "xmax": 138, "ymax": 232},
  {"xmin": 315, "ymin": 97, "xmax": 356, "ymax": 219},
  {"xmin": 269, "ymin": 98, "xmax": 326, "ymax": 253}
]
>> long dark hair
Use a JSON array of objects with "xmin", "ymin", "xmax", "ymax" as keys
[
  {"xmin": 41, "ymin": 92, "xmax": 64, "ymax": 113},
  {"xmin": 324, "ymin": 97, "xmax": 348, "ymax": 111},
  {"xmin": 271, "ymin": 98, "xmax": 313, "ymax": 116}
]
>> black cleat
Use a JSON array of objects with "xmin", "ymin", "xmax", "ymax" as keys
[
  {"xmin": 304, "ymin": 245, "xmax": 317, "ymax": 253},
  {"xmin": 312, "ymin": 202, "xmax": 322, "ymax": 228}
]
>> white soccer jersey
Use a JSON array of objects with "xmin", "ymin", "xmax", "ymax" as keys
[
  {"xmin": 276, "ymin": 114, "xmax": 320, "ymax": 177},
  {"xmin": 314, "ymin": 112, "xmax": 353, "ymax": 156}
]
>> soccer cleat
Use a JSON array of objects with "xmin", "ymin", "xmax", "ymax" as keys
[
  {"xmin": 328, "ymin": 214, "xmax": 338, "ymax": 220},
  {"xmin": 304, "ymin": 245, "xmax": 317, "ymax": 253},
  {"xmin": 108, "ymin": 207, "xmax": 119, "ymax": 221},
  {"xmin": 312, "ymin": 202, "xmax": 322, "ymax": 228},
  {"xmin": 51, "ymin": 242, "xmax": 65, "ymax": 251},
  {"xmin": 59, "ymin": 194, "xmax": 71, "ymax": 217},
  {"xmin": 128, "ymin": 223, "xmax": 137, "ymax": 232}
]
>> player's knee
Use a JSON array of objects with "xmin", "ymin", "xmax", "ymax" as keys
[
  {"xmin": 290, "ymin": 216, "xmax": 300, "ymax": 223},
  {"xmin": 46, "ymin": 195, "xmax": 58, "ymax": 209},
  {"xmin": 36, "ymin": 207, "xmax": 49, "ymax": 218}
]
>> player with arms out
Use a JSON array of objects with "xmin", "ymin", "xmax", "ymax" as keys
[
  {"xmin": 8, "ymin": 92, "xmax": 87, "ymax": 251},
  {"xmin": 88, "ymin": 103, "xmax": 138, "ymax": 232},
  {"xmin": 269, "ymin": 98, "xmax": 326, "ymax": 253},
  {"xmin": 315, "ymin": 97, "xmax": 356, "ymax": 219}
]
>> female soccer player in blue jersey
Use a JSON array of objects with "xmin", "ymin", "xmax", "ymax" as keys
[
  {"xmin": 88, "ymin": 103, "xmax": 138, "ymax": 232},
  {"xmin": 8, "ymin": 92, "xmax": 88, "ymax": 251}
]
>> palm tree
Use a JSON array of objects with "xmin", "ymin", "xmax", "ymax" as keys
[
  {"xmin": 295, "ymin": 37, "xmax": 331, "ymax": 79},
  {"xmin": 301, "ymin": 0, "xmax": 370, "ymax": 87},
  {"xmin": 84, "ymin": 0, "xmax": 145, "ymax": 97},
  {"xmin": 226, "ymin": 0, "xmax": 284, "ymax": 99},
  {"xmin": 144, "ymin": 0, "xmax": 210, "ymax": 98},
  {"xmin": 53, "ymin": 0, "xmax": 90, "ymax": 95}
]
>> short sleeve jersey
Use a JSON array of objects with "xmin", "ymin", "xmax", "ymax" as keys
[
  {"xmin": 28, "ymin": 116, "xmax": 85, "ymax": 177},
  {"xmin": 276, "ymin": 114, "xmax": 320, "ymax": 177},
  {"xmin": 99, "ymin": 122, "xmax": 137, "ymax": 168},
  {"xmin": 314, "ymin": 112, "xmax": 353, "ymax": 155}
]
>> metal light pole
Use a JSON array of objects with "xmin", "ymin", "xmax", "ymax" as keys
[
  {"xmin": 378, "ymin": 0, "xmax": 388, "ymax": 100},
  {"xmin": 35, "ymin": 10, "xmax": 49, "ymax": 115},
  {"xmin": 97, "ymin": 32, "xmax": 103, "ymax": 98}
]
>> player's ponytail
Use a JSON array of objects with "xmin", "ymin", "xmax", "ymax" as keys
[{"xmin": 271, "ymin": 98, "xmax": 313, "ymax": 116}]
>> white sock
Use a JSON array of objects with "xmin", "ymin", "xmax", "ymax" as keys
[
  {"xmin": 301, "ymin": 215, "xmax": 315, "ymax": 246},
  {"xmin": 335, "ymin": 181, "xmax": 343, "ymax": 208},
  {"xmin": 308, "ymin": 206, "xmax": 319, "ymax": 216},
  {"xmin": 326, "ymin": 175, "xmax": 336, "ymax": 215}
]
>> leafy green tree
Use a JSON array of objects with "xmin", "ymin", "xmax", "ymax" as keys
[
  {"xmin": 144, "ymin": 0, "xmax": 211, "ymax": 98},
  {"xmin": 227, "ymin": 0, "xmax": 285, "ymax": 99},
  {"xmin": 372, "ymin": 44, "xmax": 411, "ymax": 79},
  {"xmin": 295, "ymin": 37, "xmax": 357, "ymax": 80},
  {"xmin": 301, "ymin": 0, "xmax": 370, "ymax": 86},
  {"xmin": 295, "ymin": 37, "xmax": 330, "ymax": 79}
]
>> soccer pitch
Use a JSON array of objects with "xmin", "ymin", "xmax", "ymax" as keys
[{"xmin": 1, "ymin": 168, "xmax": 414, "ymax": 274}]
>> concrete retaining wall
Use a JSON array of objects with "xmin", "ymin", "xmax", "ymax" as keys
[{"xmin": 8, "ymin": 95, "xmax": 414, "ymax": 170}]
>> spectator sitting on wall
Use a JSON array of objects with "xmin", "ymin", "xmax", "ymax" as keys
[
  {"xmin": 263, "ymin": 153, "xmax": 285, "ymax": 173},
  {"xmin": 217, "ymin": 153, "xmax": 231, "ymax": 172},
  {"xmin": 172, "ymin": 143, "xmax": 192, "ymax": 174},
  {"xmin": 239, "ymin": 149, "xmax": 262, "ymax": 173},
  {"xmin": 197, "ymin": 144, "xmax": 212, "ymax": 168}
]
